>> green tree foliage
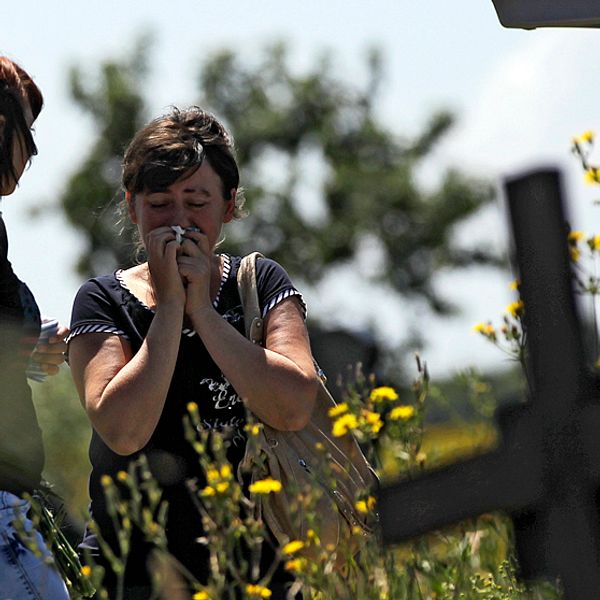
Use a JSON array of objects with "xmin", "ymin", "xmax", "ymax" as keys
[
  {"xmin": 60, "ymin": 39, "xmax": 498, "ymax": 315},
  {"xmin": 60, "ymin": 34, "xmax": 151, "ymax": 276}
]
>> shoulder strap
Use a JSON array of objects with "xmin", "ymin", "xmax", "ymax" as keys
[{"xmin": 237, "ymin": 252, "xmax": 265, "ymax": 345}]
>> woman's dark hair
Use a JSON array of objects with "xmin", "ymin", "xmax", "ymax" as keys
[
  {"xmin": 122, "ymin": 106, "xmax": 246, "ymax": 218},
  {"xmin": 0, "ymin": 57, "xmax": 43, "ymax": 189}
]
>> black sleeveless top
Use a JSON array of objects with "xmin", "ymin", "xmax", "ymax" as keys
[{"xmin": 0, "ymin": 213, "xmax": 44, "ymax": 495}]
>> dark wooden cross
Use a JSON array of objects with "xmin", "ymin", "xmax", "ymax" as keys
[{"xmin": 378, "ymin": 169, "xmax": 600, "ymax": 599}]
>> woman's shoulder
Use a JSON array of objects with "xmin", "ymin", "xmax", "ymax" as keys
[{"xmin": 75, "ymin": 271, "xmax": 121, "ymax": 296}]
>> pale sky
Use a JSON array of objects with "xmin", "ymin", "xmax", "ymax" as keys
[{"xmin": 2, "ymin": 1, "xmax": 600, "ymax": 378}]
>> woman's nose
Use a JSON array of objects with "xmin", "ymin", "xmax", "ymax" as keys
[{"xmin": 172, "ymin": 205, "xmax": 193, "ymax": 227}]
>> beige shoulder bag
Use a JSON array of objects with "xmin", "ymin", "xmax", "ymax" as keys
[{"xmin": 237, "ymin": 252, "xmax": 378, "ymax": 562}]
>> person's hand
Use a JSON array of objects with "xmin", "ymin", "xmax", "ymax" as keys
[
  {"xmin": 145, "ymin": 226, "xmax": 186, "ymax": 308},
  {"xmin": 29, "ymin": 323, "xmax": 70, "ymax": 377},
  {"xmin": 177, "ymin": 230, "xmax": 213, "ymax": 316}
]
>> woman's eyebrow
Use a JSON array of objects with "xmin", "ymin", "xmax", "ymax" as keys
[{"xmin": 183, "ymin": 186, "xmax": 210, "ymax": 194}]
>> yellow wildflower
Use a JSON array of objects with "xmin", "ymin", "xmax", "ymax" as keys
[
  {"xmin": 220, "ymin": 464, "xmax": 232, "ymax": 479},
  {"xmin": 116, "ymin": 471, "xmax": 128, "ymax": 482},
  {"xmin": 192, "ymin": 592, "xmax": 210, "ymax": 600},
  {"xmin": 283, "ymin": 540, "xmax": 305, "ymax": 554},
  {"xmin": 216, "ymin": 482, "xmax": 230, "ymax": 494},
  {"xmin": 328, "ymin": 402, "xmax": 349, "ymax": 417},
  {"xmin": 332, "ymin": 413, "xmax": 359, "ymax": 437},
  {"xmin": 187, "ymin": 402, "xmax": 198, "ymax": 413},
  {"xmin": 81, "ymin": 565, "xmax": 92, "ymax": 577},
  {"xmin": 100, "ymin": 475, "xmax": 112, "ymax": 488},
  {"xmin": 389, "ymin": 405, "xmax": 415, "ymax": 421},
  {"xmin": 249, "ymin": 478, "xmax": 282, "ymax": 494},
  {"xmin": 245, "ymin": 423, "xmax": 262, "ymax": 436},
  {"xmin": 355, "ymin": 495, "xmax": 377, "ymax": 513},
  {"xmin": 580, "ymin": 130, "xmax": 595, "ymax": 144},
  {"xmin": 505, "ymin": 300, "xmax": 524, "ymax": 318},
  {"xmin": 473, "ymin": 322, "xmax": 495, "ymax": 337},
  {"xmin": 285, "ymin": 558, "xmax": 306, "ymax": 572},
  {"xmin": 568, "ymin": 230, "xmax": 585, "ymax": 244},
  {"xmin": 206, "ymin": 468, "xmax": 220, "ymax": 483},
  {"xmin": 306, "ymin": 529, "xmax": 320, "ymax": 544},
  {"xmin": 201, "ymin": 486, "xmax": 216, "ymax": 497},
  {"xmin": 361, "ymin": 409, "xmax": 383, "ymax": 434},
  {"xmin": 246, "ymin": 583, "xmax": 272, "ymax": 598},
  {"xmin": 589, "ymin": 235, "xmax": 600, "ymax": 252},
  {"xmin": 585, "ymin": 169, "xmax": 600, "ymax": 184},
  {"xmin": 369, "ymin": 386, "xmax": 399, "ymax": 403}
]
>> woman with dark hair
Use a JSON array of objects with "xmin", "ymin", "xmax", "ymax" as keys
[
  {"xmin": 68, "ymin": 107, "xmax": 318, "ymax": 598},
  {"xmin": 0, "ymin": 56, "xmax": 70, "ymax": 599}
]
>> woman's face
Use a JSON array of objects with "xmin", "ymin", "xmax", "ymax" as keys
[
  {"xmin": 0, "ymin": 101, "xmax": 35, "ymax": 196},
  {"xmin": 129, "ymin": 159, "xmax": 236, "ymax": 251}
]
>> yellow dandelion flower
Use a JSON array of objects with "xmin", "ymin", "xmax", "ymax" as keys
[
  {"xmin": 192, "ymin": 592, "xmax": 210, "ymax": 600},
  {"xmin": 568, "ymin": 230, "xmax": 585, "ymax": 244},
  {"xmin": 361, "ymin": 409, "xmax": 383, "ymax": 433},
  {"xmin": 588, "ymin": 235, "xmax": 600, "ymax": 252},
  {"xmin": 332, "ymin": 413, "xmax": 359, "ymax": 437},
  {"xmin": 389, "ymin": 405, "xmax": 415, "ymax": 421},
  {"xmin": 81, "ymin": 565, "xmax": 92, "ymax": 577},
  {"xmin": 581, "ymin": 130, "xmax": 595, "ymax": 143},
  {"xmin": 355, "ymin": 496, "xmax": 376, "ymax": 514},
  {"xmin": 369, "ymin": 386, "xmax": 399, "ymax": 403},
  {"xmin": 249, "ymin": 478, "xmax": 282, "ymax": 494},
  {"xmin": 246, "ymin": 584, "xmax": 272, "ymax": 598},
  {"xmin": 187, "ymin": 402, "xmax": 198, "ymax": 413},
  {"xmin": 328, "ymin": 402, "xmax": 348, "ymax": 417},
  {"xmin": 306, "ymin": 529, "xmax": 319, "ymax": 543},
  {"xmin": 220, "ymin": 464, "xmax": 232, "ymax": 479},
  {"xmin": 283, "ymin": 540, "xmax": 305, "ymax": 555},
  {"xmin": 206, "ymin": 468, "xmax": 220, "ymax": 483},
  {"xmin": 285, "ymin": 558, "xmax": 305, "ymax": 572},
  {"xmin": 472, "ymin": 322, "xmax": 495, "ymax": 337},
  {"xmin": 216, "ymin": 482, "xmax": 230, "ymax": 493},
  {"xmin": 506, "ymin": 300, "xmax": 524, "ymax": 318},
  {"xmin": 201, "ymin": 486, "xmax": 216, "ymax": 497},
  {"xmin": 245, "ymin": 423, "xmax": 262, "ymax": 436},
  {"xmin": 116, "ymin": 471, "xmax": 128, "ymax": 482},
  {"xmin": 100, "ymin": 475, "xmax": 112, "ymax": 488}
]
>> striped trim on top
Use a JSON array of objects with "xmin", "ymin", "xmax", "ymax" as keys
[
  {"xmin": 114, "ymin": 255, "xmax": 232, "ymax": 338},
  {"xmin": 263, "ymin": 289, "xmax": 307, "ymax": 320},
  {"xmin": 66, "ymin": 323, "xmax": 128, "ymax": 344}
]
